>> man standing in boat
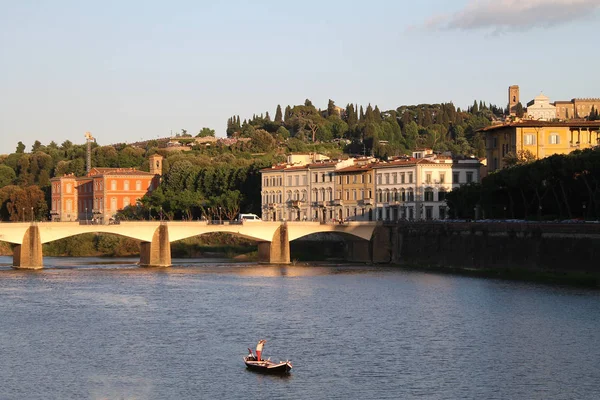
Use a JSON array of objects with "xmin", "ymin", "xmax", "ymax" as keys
[{"xmin": 256, "ymin": 339, "xmax": 266, "ymax": 361}]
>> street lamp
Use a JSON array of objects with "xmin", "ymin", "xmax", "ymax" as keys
[
  {"xmin": 218, "ymin": 206, "xmax": 222, "ymax": 224},
  {"xmin": 503, "ymin": 206, "xmax": 507, "ymax": 219},
  {"xmin": 85, "ymin": 207, "xmax": 88, "ymax": 224},
  {"xmin": 160, "ymin": 206, "xmax": 163, "ymax": 221},
  {"xmin": 31, "ymin": 207, "xmax": 34, "ymax": 222},
  {"xmin": 22, "ymin": 207, "xmax": 25, "ymax": 222},
  {"xmin": 582, "ymin": 202, "xmax": 587, "ymax": 219}
]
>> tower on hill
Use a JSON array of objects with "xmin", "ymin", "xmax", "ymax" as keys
[{"xmin": 508, "ymin": 85, "xmax": 520, "ymax": 116}]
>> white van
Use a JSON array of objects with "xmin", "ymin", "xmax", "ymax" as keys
[{"xmin": 238, "ymin": 213, "xmax": 261, "ymax": 222}]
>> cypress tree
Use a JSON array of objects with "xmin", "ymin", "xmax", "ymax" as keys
[
  {"xmin": 265, "ymin": 111, "xmax": 271, "ymax": 121},
  {"xmin": 365, "ymin": 104, "xmax": 374, "ymax": 123},
  {"xmin": 327, "ymin": 99, "xmax": 336, "ymax": 117},
  {"xmin": 472, "ymin": 100, "xmax": 479, "ymax": 114},
  {"xmin": 360, "ymin": 105, "xmax": 365, "ymax": 121},
  {"xmin": 373, "ymin": 105, "xmax": 381, "ymax": 121},
  {"xmin": 284, "ymin": 105, "xmax": 292, "ymax": 123},
  {"xmin": 274, "ymin": 105, "xmax": 283, "ymax": 123}
]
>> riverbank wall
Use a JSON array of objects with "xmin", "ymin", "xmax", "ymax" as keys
[{"xmin": 366, "ymin": 222, "xmax": 600, "ymax": 276}]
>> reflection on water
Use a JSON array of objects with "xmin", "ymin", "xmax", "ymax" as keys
[{"xmin": 0, "ymin": 256, "xmax": 599, "ymax": 400}]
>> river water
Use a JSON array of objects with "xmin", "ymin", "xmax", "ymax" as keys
[{"xmin": 0, "ymin": 256, "xmax": 599, "ymax": 400}]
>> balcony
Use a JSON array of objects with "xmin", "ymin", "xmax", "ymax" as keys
[
  {"xmin": 291, "ymin": 200, "xmax": 304, "ymax": 208},
  {"xmin": 361, "ymin": 198, "xmax": 373, "ymax": 206},
  {"xmin": 332, "ymin": 199, "xmax": 343, "ymax": 206},
  {"xmin": 312, "ymin": 201, "xmax": 327, "ymax": 208},
  {"xmin": 267, "ymin": 203, "xmax": 278, "ymax": 209}
]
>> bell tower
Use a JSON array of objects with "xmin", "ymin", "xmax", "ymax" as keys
[
  {"xmin": 509, "ymin": 85, "xmax": 520, "ymax": 116},
  {"xmin": 149, "ymin": 154, "xmax": 163, "ymax": 176}
]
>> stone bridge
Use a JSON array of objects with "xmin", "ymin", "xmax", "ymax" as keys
[{"xmin": 0, "ymin": 221, "xmax": 379, "ymax": 269}]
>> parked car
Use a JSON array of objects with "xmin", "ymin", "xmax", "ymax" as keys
[{"xmin": 237, "ymin": 213, "xmax": 262, "ymax": 222}]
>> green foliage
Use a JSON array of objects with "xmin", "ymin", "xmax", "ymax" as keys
[
  {"xmin": 448, "ymin": 148, "xmax": 600, "ymax": 220},
  {"xmin": 0, "ymin": 165, "xmax": 16, "ymax": 187},
  {"xmin": 197, "ymin": 127, "xmax": 216, "ymax": 137}
]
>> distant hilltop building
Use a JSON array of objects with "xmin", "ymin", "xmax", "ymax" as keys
[{"xmin": 508, "ymin": 85, "xmax": 600, "ymax": 120}]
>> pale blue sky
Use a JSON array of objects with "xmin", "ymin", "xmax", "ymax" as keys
[{"xmin": 1, "ymin": 0, "xmax": 599, "ymax": 154}]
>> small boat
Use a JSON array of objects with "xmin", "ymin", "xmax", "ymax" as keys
[{"xmin": 243, "ymin": 356, "xmax": 292, "ymax": 375}]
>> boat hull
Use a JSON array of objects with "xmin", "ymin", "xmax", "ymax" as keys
[{"xmin": 244, "ymin": 358, "xmax": 292, "ymax": 375}]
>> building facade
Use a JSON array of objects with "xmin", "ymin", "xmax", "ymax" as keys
[
  {"xmin": 526, "ymin": 94, "xmax": 556, "ymax": 121},
  {"xmin": 483, "ymin": 121, "xmax": 600, "ymax": 172},
  {"xmin": 261, "ymin": 152, "xmax": 482, "ymax": 222},
  {"xmin": 50, "ymin": 154, "xmax": 163, "ymax": 222}
]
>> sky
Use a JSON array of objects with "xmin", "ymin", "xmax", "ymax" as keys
[{"xmin": 1, "ymin": 0, "xmax": 599, "ymax": 154}]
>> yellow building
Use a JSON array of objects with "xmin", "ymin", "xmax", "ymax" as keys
[
  {"xmin": 483, "ymin": 121, "xmax": 600, "ymax": 172},
  {"xmin": 334, "ymin": 161, "xmax": 375, "ymax": 221}
]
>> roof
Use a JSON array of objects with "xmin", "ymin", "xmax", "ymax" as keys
[
  {"xmin": 480, "ymin": 121, "xmax": 600, "ymax": 132},
  {"xmin": 335, "ymin": 164, "xmax": 375, "ymax": 173}
]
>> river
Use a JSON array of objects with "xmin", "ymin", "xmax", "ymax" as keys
[{"xmin": 0, "ymin": 256, "xmax": 599, "ymax": 399}]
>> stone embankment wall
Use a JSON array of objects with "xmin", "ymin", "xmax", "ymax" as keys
[{"xmin": 371, "ymin": 222, "xmax": 600, "ymax": 273}]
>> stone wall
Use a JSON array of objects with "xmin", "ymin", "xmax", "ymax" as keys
[{"xmin": 384, "ymin": 222, "xmax": 600, "ymax": 273}]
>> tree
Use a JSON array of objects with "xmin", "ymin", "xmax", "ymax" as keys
[
  {"xmin": 327, "ymin": 99, "xmax": 337, "ymax": 117},
  {"xmin": 197, "ymin": 127, "xmax": 216, "ymax": 137},
  {"xmin": 16, "ymin": 142, "xmax": 26, "ymax": 154},
  {"xmin": 276, "ymin": 126, "xmax": 290, "ymax": 141},
  {"xmin": 0, "ymin": 165, "xmax": 16, "ymax": 187},
  {"xmin": 515, "ymin": 102, "xmax": 524, "ymax": 118},
  {"xmin": 274, "ymin": 105, "xmax": 283, "ymax": 123}
]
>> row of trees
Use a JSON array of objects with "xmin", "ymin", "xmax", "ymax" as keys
[
  {"xmin": 226, "ymin": 98, "xmax": 499, "ymax": 160},
  {"xmin": 446, "ymin": 148, "xmax": 600, "ymax": 220}
]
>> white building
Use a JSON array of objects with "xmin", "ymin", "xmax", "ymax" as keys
[{"xmin": 526, "ymin": 94, "xmax": 557, "ymax": 121}]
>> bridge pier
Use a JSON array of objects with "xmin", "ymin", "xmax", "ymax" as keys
[
  {"xmin": 13, "ymin": 225, "xmax": 43, "ymax": 269},
  {"xmin": 258, "ymin": 224, "xmax": 290, "ymax": 264},
  {"xmin": 139, "ymin": 224, "xmax": 171, "ymax": 267}
]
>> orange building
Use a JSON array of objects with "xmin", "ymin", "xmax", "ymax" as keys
[{"xmin": 50, "ymin": 154, "xmax": 163, "ymax": 223}]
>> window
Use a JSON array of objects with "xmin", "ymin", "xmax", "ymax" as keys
[
  {"xmin": 345, "ymin": 176, "xmax": 350, "ymax": 184},
  {"xmin": 314, "ymin": 173, "xmax": 318, "ymax": 183},
  {"xmin": 425, "ymin": 173, "xmax": 431, "ymax": 184},
  {"xmin": 124, "ymin": 180, "xmax": 130, "ymax": 191},
  {"xmin": 408, "ymin": 173, "xmax": 413, "ymax": 184},
  {"xmin": 111, "ymin": 180, "xmax": 117, "ymax": 191},
  {"xmin": 453, "ymin": 172, "xmax": 459, "ymax": 183},
  {"xmin": 367, "ymin": 174, "xmax": 372, "ymax": 183},
  {"xmin": 345, "ymin": 190, "xmax": 350, "ymax": 200},
  {"xmin": 493, "ymin": 137, "xmax": 497, "ymax": 148},
  {"xmin": 66, "ymin": 183, "xmax": 72, "ymax": 193},
  {"xmin": 377, "ymin": 174, "xmax": 382, "ymax": 184},
  {"xmin": 123, "ymin": 197, "xmax": 130, "ymax": 207},
  {"xmin": 353, "ymin": 175, "xmax": 357, "ymax": 183},
  {"xmin": 424, "ymin": 188, "xmax": 434, "ymax": 202},
  {"xmin": 361, "ymin": 175, "xmax": 364, "ymax": 184},
  {"xmin": 294, "ymin": 176, "xmax": 299, "ymax": 186},
  {"xmin": 439, "ymin": 173, "xmax": 445, "ymax": 184},
  {"xmin": 302, "ymin": 176, "xmax": 307, "ymax": 185},
  {"xmin": 136, "ymin": 180, "xmax": 141, "ymax": 190},
  {"xmin": 438, "ymin": 190, "xmax": 446, "ymax": 202},
  {"xmin": 287, "ymin": 176, "xmax": 292, "ymax": 186},
  {"xmin": 385, "ymin": 173, "xmax": 389, "ymax": 184},
  {"xmin": 401, "ymin": 173, "xmax": 405, "ymax": 184},
  {"xmin": 425, "ymin": 206, "xmax": 433, "ymax": 220},
  {"xmin": 549, "ymin": 133, "xmax": 560, "ymax": 144},
  {"xmin": 466, "ymin": 172, "xmax": 474, "ymax": 183},
  {"xmin": 352, "ymin": 190, "xmax": 357, "ymax": 200},
  {"xmin": 392, "ymin": 173, "xmax": 397, "ymax": 184},
  {"xmin": 111, "ymin": 197, "xmax": 117, "ymax": 211},
  {"xmin": 524, "ymin": 134, "xmax": 536, "ymax": 145}
]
